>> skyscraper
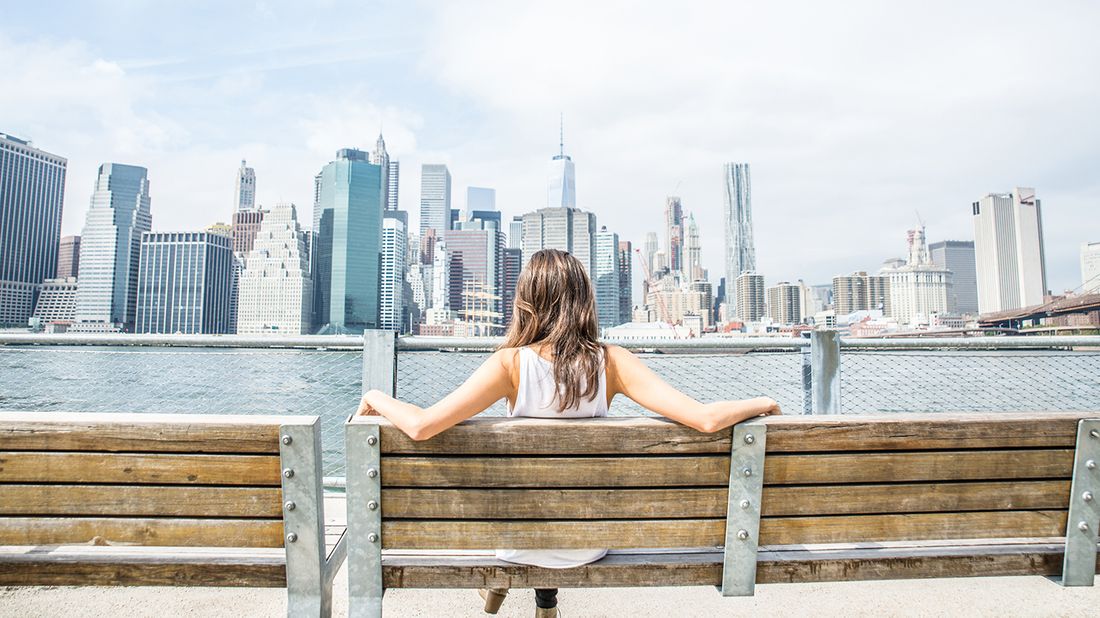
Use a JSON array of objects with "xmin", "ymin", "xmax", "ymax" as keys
[
  {"xmin": 443, "ymin": 226, "xmax": 505, "ymax": 335},
  {"xmin": 234, "ymin": 160, "xmax": 256, "ymax": 211},
  {"xmin": 735, "ymin": 272, "xmax": 765, "ymax": 322},
  {"xmin": 56, "ymin": 236, "xmax": 81, "ymax": 279},
  {"xmin": 521, "ymin": 207, "xmax": 597, "ymax": 275},
  {"xmin": 0, "ymin": 133, "xmax": 67, "ymax": 327},
  {"xmin": 467, "ymin": 186, "xmax": 496, "ymax": 213},
  {"xmin": 882, "ymin": 225, "xmax": 950, "ymax": 326},
  {"xmin": 595, "ymin": 226, "xmax": 621, "ymax": 330},
  {"xmin": 929, "ymin": 240, "xmax": 978, "ymax": 314},
  {"xmin": 832, "ymin": 271, "xmax": 890, "ymax": 316},
  {"xmin": 502, "ymin": 247, "xmax": 522, "ymax": 329},
  {"xmin": 370, "ymin": 134, "xmax": 400, "ymax": 211},
  {"xmin": 547, "ymin": 119, "xmax": 576, "ymax": 209},
  {"xmin": 972, "ymin": 188, "xmax": 1047, "ymax": 313},
  {"xmin": 135, "ymin": 232, "xmax": 234, "ymax": 334},
  {"xmin": 665, "ymin": 197, "xmax": 683, "ymax": 272},
  {"xmin": 313, "ymin": 148, "xmax": 384, "ymax": 333},
  {"xmin": 643, "ymin": 232, "xmax": 658, "ymax": 274},
  {"xmin": 380, "ymin": 212, "xmax": 408, "ymax": 332},
  {"xmin": 508, "ymin": 216, "xmax": 524, "ymax": 252},
  {"xmin": 766, "ymin": 282, "xmax": 802, "ymax": 325},
  {"xmin": 1083, "ymin": 241, "xmax": 1100, "ymax": 293},
  {"xmin": 419, "ymin": 164, "xmax": 452, "ymax": 236},
  {"xmin": 238, "ymin": 203, "xmax": 313, "ymax": 335},
  {"xmin": 618, "ymin": 240, "xmax": 633, "ymax": 325},
  {"xmin": 75, "ymin": 163, "xmax": 152, "ymax": 332},
  {"xmin": 724, "ymin": 163, "xmax": 756, "ymax": 310},
  {"xmin": 684, "ymin": 213, "xmax": 703, "ymax": 281},
  {"xmin": 231, "ymin": 210, "xmax": 265, "ymax": 255}
]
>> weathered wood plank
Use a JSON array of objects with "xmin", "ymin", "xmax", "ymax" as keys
[
  {"xmin": 381, "ymin": 456, "xmax": 729, "ymax": 488},
  {"xmin": 0, "ymin": 412, "xmax": 300, "ymax": 453},
  {"xmin": 0, "ymin": 452, "xmax": 282, "ymax": 486},
  {"xmin": 0, "ymin": 546, "xmax": 286, "ymax": 587},
  {"xmin": 373, "ymin": 417, "xmax": 733, "ymax": 455},
  {"xmin": 764, "ymin": 480, "xmax": 1071, "ymax": 516},
  {"xmin": 356, "ymin": 412, "xmax": 1096, "ymax": 455},
  {"xmin": 0, "ymin": 485, "xmax": 283, "ymax": 518},
  {"xmin": 0, "ymin": 517, "xmax": 284, "ymax": 547},
  {"xmin": 380, "ymin": 481, "xmax": 1071, "ymax": 520},
  {"xmin": 762, "ymin": 412, "xmax": 1092, "ymax": 452},
  {"xmin": 765, "ymin": 450, "xmax": 1074, "ymax": 485},
  {"xmin": 380, "ymin": 542, "xmax": 1099, "ymax": 588},
  {"xmin": 381, "ymin": 510, "xmax": 1066, "ymax": 549},
  {"xmin": 382, "ymin": 488, "xmax": 729, "ymax": 519},
  {"xmin": 381, "ymin": 519, "xmax": 725, "ymax": 549},
  {"xmin": 759, "ymin": 510, "xmax": 1068, "ymax": 545}
]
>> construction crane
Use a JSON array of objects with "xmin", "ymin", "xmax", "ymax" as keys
[{"xmin": 633, "ymin": 248, "xmax": 680, "ymax": 339}]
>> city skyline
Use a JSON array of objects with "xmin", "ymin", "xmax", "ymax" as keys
[{"xmin": 2, "ymin": 3, "xmax": 1098, "ymax": 296}]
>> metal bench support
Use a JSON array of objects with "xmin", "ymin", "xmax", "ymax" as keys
[
  {"xmin": 1062, "ymin": 418, "xmax": 1100, "ymax": 586},
  {"xmin": 719, "ymin": 420, "xmax": 766, "ymax": 596},
  {"xmin": 280, "ymin": 418, "xmax": 332, "ymax": 616},
  {"xmin": 347, "ymin": 421, "xmax": 383, "ymax": 617}
]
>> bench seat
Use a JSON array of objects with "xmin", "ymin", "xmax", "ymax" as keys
[{"xmin": 381, "ymin": 540, "xmax": 1100, "ymax": 589}]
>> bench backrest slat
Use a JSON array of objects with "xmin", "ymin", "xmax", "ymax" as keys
[
  {"xmin": 0, "ymin": 412, "xmax": 307, "ymax": 549},
  {"xmin": 365, "ymin": 412, "xmax": 1093, "ymax": 551}
]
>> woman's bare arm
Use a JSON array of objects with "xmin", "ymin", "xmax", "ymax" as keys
[
  {"xmin": 355, "ymin": 349, "xmax": 515, "ymax": 440},
  {"xmin": 606, "ymin": 345, "xmax": 780, "ymax": 432}
]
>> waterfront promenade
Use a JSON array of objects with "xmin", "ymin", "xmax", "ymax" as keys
[{"xmin": 2, "ymin": 496, "xmax": 1098, "ymax": 617}]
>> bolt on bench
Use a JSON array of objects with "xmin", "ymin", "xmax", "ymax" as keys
[
  {"xmin": 0, "ymin": 412, "xmax": 345, "ymax": 617},
  {"xmin": 345, "ymin": 412, "xmax": 1100, "ymax": 617}
]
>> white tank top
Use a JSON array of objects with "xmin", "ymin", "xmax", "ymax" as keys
[{"xmin": 496, "ymin": 346, "xmax": 610, "ymax": 568}]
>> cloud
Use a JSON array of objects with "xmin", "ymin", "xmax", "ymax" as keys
[{"xmin": 420, "ymin": 1, "xmax": 1100, "ymax": 293}]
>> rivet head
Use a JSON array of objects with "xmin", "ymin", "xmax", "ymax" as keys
[
  {"xmin": 1090, "ymin": 429, "xmax": 1099, "ymax": 439},
  {"xmin": 367, "ymin": 435, "xmax": 377, "ymax": 446},
  {"xmin": 367, "ymin": 468, "xmax": 378, "ymax": 478},
  {"xmin": 739, "ymin": 499, "xmax": 750, "ymax": 510},
  {"xmin": 367, "ymin": 533, "xmax": 379, "ymax": 543},
  {"xmin": 284, "ymin": 501, "xmax": 296, "ymax": 511},
  {"xmin": 1084, "ymin": 492, "xmax": 1094, "ymax": 503},
  {"xmin": 283, "ymin": 468, "xmax": 294, "ymax": 479},
  {"xmin": 367, "ymin": 500, "xmax": 378, "ymax": 511},
  {"xmin": 1078, "ymin": 521, "xmax": 1090, "ymax": 532},
  {"xmin": 743, "ymin": 434, "xmax": 755, "ymax": 445},
  {"xmin": 1088, "ymin": 460, "xmax": 1097, "ymax": 470},
  {"xmin": 737, "ymin": 529, "xmax": 749, "ymax": 541},
  {"xmin": 281, "ymin": 435, "xmax": 293, "ymax": 445},
  {"xmin": 286, "ymin": 532, "xmax": 298, "ymax": 543},
  {"xmin": 742, "ymin": 467, "xmax": 752, "ymax": 478}
]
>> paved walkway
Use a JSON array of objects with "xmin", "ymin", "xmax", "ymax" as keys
[{"xmin": 2, "ymin": 574, "xmax": 1099, "ymax": 617}]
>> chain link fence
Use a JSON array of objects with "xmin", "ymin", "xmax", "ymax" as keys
[
  {"xmin": 840, "ymin": 349, "xmax": 1100, "ymax": 413},
  {"xmin": 4, "ymin": 338, "xmax": 1100, "ymax": 476}
]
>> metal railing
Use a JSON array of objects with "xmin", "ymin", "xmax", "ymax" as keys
[{"xmin": 3, "ymin": 331, "xmax": 1099, "ymax": 477}]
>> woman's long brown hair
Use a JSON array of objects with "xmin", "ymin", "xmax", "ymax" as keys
[{"xmin": 500, "ymin": 249, "xmax": 604, "ymax": 410}]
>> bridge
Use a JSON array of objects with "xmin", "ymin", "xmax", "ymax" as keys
[{"xmin": 978, "ymin": 293, "xmax": 1100, "ymax": 329}]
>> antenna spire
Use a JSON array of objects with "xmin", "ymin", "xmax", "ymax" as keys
[{"xmin": 559, "ymin": 113, "xmax": 564, "ymax": 157}]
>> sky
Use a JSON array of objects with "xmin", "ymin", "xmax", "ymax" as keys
[{"xmin": 2, "ymin": 1, "xmax": 1098, "ymax": 297}]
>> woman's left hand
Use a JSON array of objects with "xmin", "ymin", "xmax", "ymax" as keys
[{"xmin": 356, "ymin": 394, "xmax": 379, "ymax": 416}]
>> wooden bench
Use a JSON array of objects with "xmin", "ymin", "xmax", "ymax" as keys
[
  {"xmin": 344, "ymin": 412, "xmax": 1100, "ymax": 616},
  {"xmin": 0, "ymin": 412, "xmax": 345, "ymax": 617}
]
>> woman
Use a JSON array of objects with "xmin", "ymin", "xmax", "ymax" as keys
[{"xmin": 356, "ymin": 249, "xmax": 781, "ymax": 617}]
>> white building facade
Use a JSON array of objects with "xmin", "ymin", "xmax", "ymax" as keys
[
  {"xmin": 380, "ymin": 213, "xmax": 408, "ymax": 331},
  {"xmin": 883, "ymin": 225, "xmax": 950, "ymax": 326},
  {"xmin": 1081, "ymin": 241, "xmax": 1100, "ymax": 293},
  {"xmin": 972, "ymin": 188, "xmax": 1047, "ymax": 313},
  {"xmin": 237, "ymin": 203, "xmax": 312, "ymax": 335}
]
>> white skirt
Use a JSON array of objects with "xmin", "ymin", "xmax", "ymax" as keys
[{"xmin": 495, "ymin": 549, "xmax": 608, "ymax": 569}]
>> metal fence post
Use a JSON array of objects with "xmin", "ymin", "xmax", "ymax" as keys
[
  {"xmin": 279, "ymin": 418, "xmax": 331, "ymax": 617},
  {"xmin": 362, "ymin": 330, "xmax": 396, "ymax": 397},
  {"xmin": 800, "ymin": 345, "xmax": 813, "ymax": 414},
  {"xmin": 347, "ymin": 420, "xmax": 383, "ymax": 617},
  {"xmin": 810, "ymin": 330, "xmax": 841, "ymax": 414},
  {"xmin": 1062, "ymin": 419, "xmax": 1100, "ymax": 586},
  {"xmin": 719, "ymin": 421, "xmax": 766, "ymax": 596}
]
